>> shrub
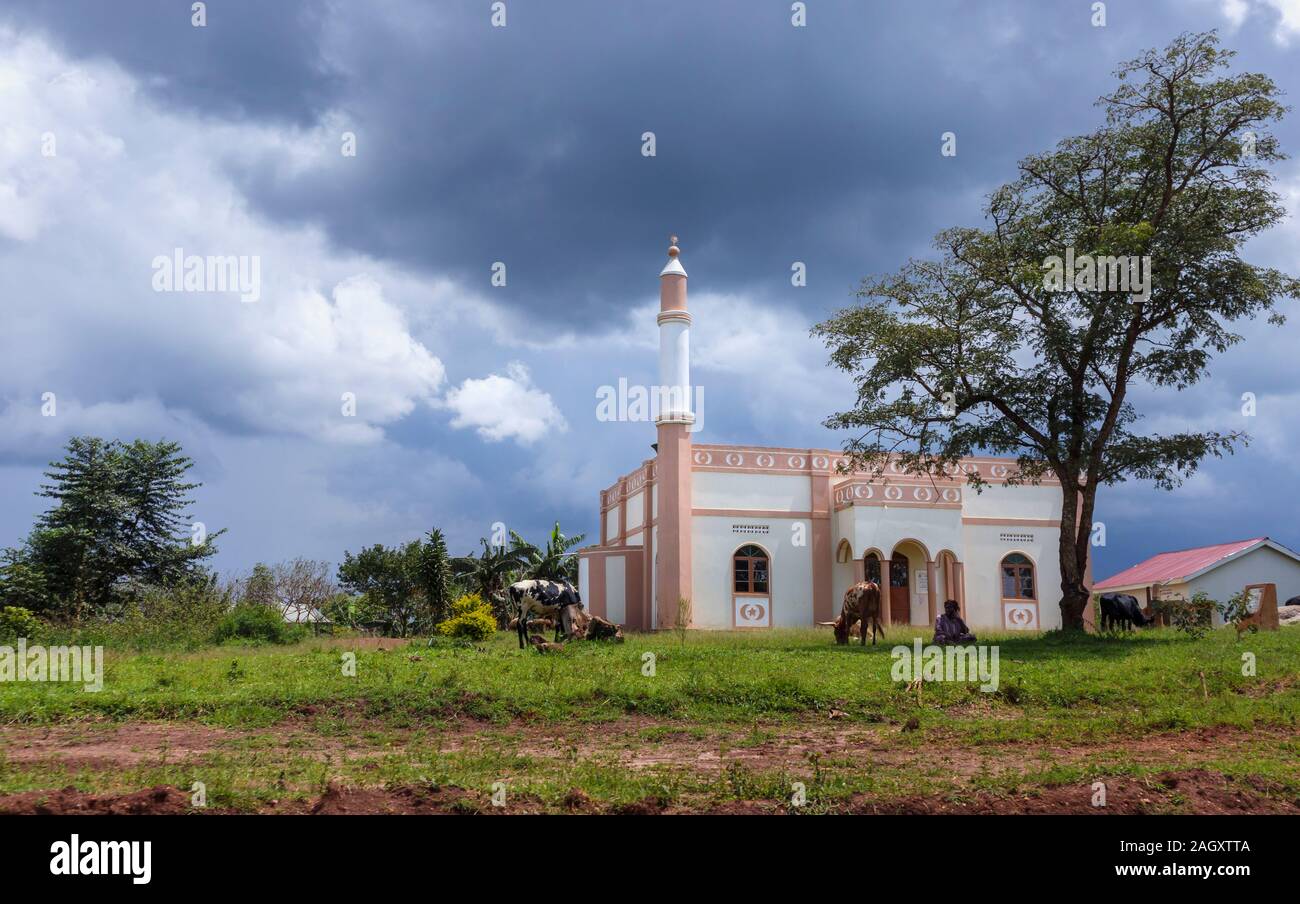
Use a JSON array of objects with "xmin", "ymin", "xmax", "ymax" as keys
[
  {"xmin": 1153, "ymin": 592, "xmax": 1217, "ymax": 639},
  {"xmin": 321, "ymin": 592, "xmax": 384, "ymax": 631},
  {"xmin": 1217, "ymin": 588, "xmax": 1259, "ymax": 637},
  {"xmin": 0, "ymin": 606, "xmax": 43, "ymax": 641},
  {"xmin": 213, "ymin": 602, "xmax": 305, "ymax": 645},
  {"xmin": 435, "ymin": 593, "xmax": 497, "ymax": 641}
]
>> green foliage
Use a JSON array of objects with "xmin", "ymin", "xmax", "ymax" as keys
[
  {"xmin": 213, "ymin": 602, "xmax": 305, "ymax": 645},
  {"xmin": 421, "ymin": 529, "xmax": 454, "ymax": 624},
  {"xmin": 452, "ymin": 537, "xmax": 527, "ymax": 623},
  {"xmin": 435, "ymin": 592, "xmax": 497, "ymax": 641},
  {"xmin": 33, "ymin": 580, "xmax": 234, "ymax": 652},
  {"xmin": 813, "ymin": 32, "xmax": 1299, "ymax": 630},
  {"xmin": 452, "ymin": 521, "xmax": 585, "ymax": 624},
  {"xmin": 1217, "ymin": 589, "xmax": 1259, "ymax": 637},
  {"xmin": 319, "ymin": 592, "xmax": 377, "ymax": 631},
  {"xmin": 1154, "ymin": 592, "xmax": 1217, "ymax": 639},
  {"xmin": 240, "ymin": 563, "xmax": 277, "ymax": 608},
  {"xmin": 0, "ymin": 606, "xmax": 43, "ymax": 641},
  {"xmin": 508, "ymin": 522, "xmax": 586, "ymax": 583},
  {"xmin": 337, "ymin": 531, "xmax": 453, "ymax": 636},
  {"xmin": 0, "ymin": 437, "xmax": 225, "ymax": 617},
  {"xmin": 233, "ymin": 559, "xmax": 335, "ymax": 624}
]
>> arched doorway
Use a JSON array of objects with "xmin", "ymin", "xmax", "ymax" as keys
[
  {"xmin": 863, "ymin": 551, "xmax": 882, "ymax": 585},
  {"xmin": 888, "ymin": 552, "xmax": 910, "ymax": 625}
]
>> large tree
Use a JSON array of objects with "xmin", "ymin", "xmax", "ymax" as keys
[
  {"xmin": 0, "ymin": 436, "xmax": 223, "ymax": 617},
  {"xmin": 814, "ymin": 32, "xmax": 1298, "ymax": 630}
]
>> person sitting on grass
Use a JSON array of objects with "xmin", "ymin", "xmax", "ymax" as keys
[{"xmin": 933, "ymin": 599, "xmax": 976, "ymax": 645}]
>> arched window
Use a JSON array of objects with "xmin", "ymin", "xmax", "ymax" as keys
[
  {"xmin": 864, "ymin": 552, "xmax": 881, "ymax": 585},
  {"xmin": 733, "ymin": 545, "xmax": 769, "ymax": 594},
  {"xmin": 1001, "ymin": 553, "xmax": 1035, "ymax": 600}
]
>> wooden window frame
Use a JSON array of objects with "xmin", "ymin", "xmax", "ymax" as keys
[{"xmin": 733, "ymin": 545, "xmax": 770, "ymax": 595}]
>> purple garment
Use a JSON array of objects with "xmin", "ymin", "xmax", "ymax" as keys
[{"xmin": 933, "ymin": 612, "xmax": 976, "ymax": 645}]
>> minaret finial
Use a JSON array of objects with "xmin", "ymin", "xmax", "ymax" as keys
[{"xmin": 668, "ymin": 235, "xmax": 680, "ymax": 258}]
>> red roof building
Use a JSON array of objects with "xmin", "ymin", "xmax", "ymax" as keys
[{"xmin": 1094, "ymin": 537, "xmax": 1300, "ymax": 619}]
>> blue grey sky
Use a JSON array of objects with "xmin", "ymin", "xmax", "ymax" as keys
[{"xmin": 0, "ymin": 0, "xmax": 1297, "ymax": 584}]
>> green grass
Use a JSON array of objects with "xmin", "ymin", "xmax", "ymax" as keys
[
  {"xmin": 3, "ymin": 626, "xmax": 1296, "ymax": 734},
  {"xmin": 1, "ymin": 626, "xmax": 1296, "ymax": 811}
]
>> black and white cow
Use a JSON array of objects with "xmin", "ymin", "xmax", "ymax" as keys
[
  {"xmin": 508, "ymin": 579, "xmax": 583, "ymax": 649},
  {"xmin": 1098, "ymin": 593, "xmax": 1152, "ymax": 631}
]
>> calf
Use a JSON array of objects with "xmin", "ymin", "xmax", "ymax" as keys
[
  {"xmin": 1098, "ymin": 593, "xmax": 1152, "ymax": 631},
  {"xmin": 509, "ymin": 579, "xmax": 583, "ymax": 649},
  {"xmin": 527, "ymin": 634, "xmax": 566, "ymax": 654},
  {"xmin": 821, "ymin": 581, "xmax": 884, "ymax": 645},
  {"xmin": 507, "ymin": 616, "xmax": 554, "ymax": 632}
]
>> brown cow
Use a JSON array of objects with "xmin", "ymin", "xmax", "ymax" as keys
[{"xmin": 820, "ymin": 581, "xmax": 884, "ymax": 645}]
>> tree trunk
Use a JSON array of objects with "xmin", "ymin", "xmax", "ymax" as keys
[{"xmin": 1056, "ymin": 478, "xmax": 1093, "ymax": 631}]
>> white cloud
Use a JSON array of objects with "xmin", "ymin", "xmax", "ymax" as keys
[
  {"xmin": 445, "ymin": 362, "xmax": 567, "ymax": 445},
  {"xmin": 1221, "ymin": 0, "xmax": 1251, "ymax": 28},
  {"xmin": 0, "ymin": 30, "xmax": 445, "ymax": 448},
  {"xmin": 1217, "ymin": 0, "xmax": 1300, "ymax": 44}
]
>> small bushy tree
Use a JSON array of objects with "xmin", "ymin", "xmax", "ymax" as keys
[{"xmin": 435, "ymin": 592, "xmax": 497, "ymax": 641}]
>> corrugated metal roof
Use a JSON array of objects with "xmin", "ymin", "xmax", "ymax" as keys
[{"xmin": 1093, "ymin": 537, "xmax": 1268, "ymax": 590}]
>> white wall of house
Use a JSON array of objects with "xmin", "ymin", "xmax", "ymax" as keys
[
  {"xmin": 605, "ymin": 555, "xmax": 627, "ymax": 624},
  {"xmin": 846, "ymin": 505, "xmax": 963, "ymax": 561},
  {"xmin": 961, "ymin": 523, "xmax": 1063, "ymax": 630},
  {"xmin": 578, "ymin": 556, "xmax": 590, "ymax": 607},
  {"xmin": 962, "ymin": 482, "xmax": 1062, "ymax": 521},
  {"xmin": 625, "ymin": 490, "xmax": 645, "ymax": 533},
  {"xmin": 1189, "ymin": 546, "xmax": 1300, "ymax": 625},
  {"xmin": 691, "ymin": 515, "xmax": 813, "ymax": 628},
  {"xmin": 693, "ymin": 471, "xmax": 811, "ymax": 512}
]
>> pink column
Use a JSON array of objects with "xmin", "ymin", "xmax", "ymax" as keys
[
  {"xmin": 954, "ymin": 561, "xmax": 966, "ymax": 619},
  {"xmin": 926, "ymin": 560, "xmax": 938, "ymax": 624},
  {"xmin": 881, "ymin": 559, "xmax": 894, "ymax": 627},
  {"xmin": 810, "ymin": 467, "xmax": 833, "ymax": 623}
]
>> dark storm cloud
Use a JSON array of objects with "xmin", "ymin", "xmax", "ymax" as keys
[
  {"xmin": 11, "ymin": 1, "xmax": 1294, "ymax": 328},
  {"xmin": 2, "ymin": 0, "xmax": 342, "ymax": 124},
  {"xmin": 5, "ymin": 0, "xmax": 1299, "ymax": 576}
]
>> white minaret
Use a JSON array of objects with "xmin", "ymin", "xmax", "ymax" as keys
[
  {"xmin": 655, "ymin": 235, "xmax": 693, "ymax": 628},
  {"xmin": 656, "ymin": 236, "xmax": 693, "ymax": 424}
]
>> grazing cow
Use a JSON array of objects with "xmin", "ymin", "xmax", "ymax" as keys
[
  {"xmin": 1098, "ymin": 593, "xmax": 1152, "ymax": 631},
  {"xmin": 509, "ymin": 579, "xmax": 583, "ymax": 649},
  {"xmin": 820, "ymin": 581, "xmax": 884, "ymax": 645}
]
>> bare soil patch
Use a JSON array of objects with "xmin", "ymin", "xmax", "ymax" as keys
[
  {"xmin": 0, "ymin": 785, "xmax": 191, "ymax": 815},
  {"xmin": 0, "ymin": 768, "xmax": 1291, "ymax": 815},
  {"xmin": 1, "ymin": 717, "xmax": 1294, "ymax": 814},
  {"xmin": 852, "ymin": 769, "xmax": 1300, "ymax": 815},
  {"xmin": 3, "ymin": 717, "xmax": 1293, "ymax": 776}
]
